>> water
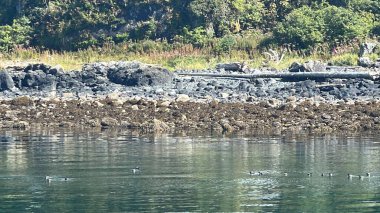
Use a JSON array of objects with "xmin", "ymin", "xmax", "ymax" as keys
[{"xmin": 1, "ymin": 129, "xmax": 380, "ymax": 212}]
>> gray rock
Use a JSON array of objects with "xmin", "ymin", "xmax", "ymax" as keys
[
  {"xmin": 0, "ymin": 70, "xmax": 15, "ymax": 91},
  {"xmin": 101, "ymin": 117, "xmax": 119, "ymax": 127},
  {"xmin": 176, "ymin": 94, "xmax": 190, "ymax": 102},
  {"xmin": 289, "ymin": 61, "xmax": 326, "ymax": 72},
  {"xmin": 21, "ymin": 70, "xmax": 56, "ymax": 89},
  {"xmin": 303, "ymin": 61, "xmax": 326, "ymax": 72},
  {"xmin": 358, "ymin": 57, "xmax": 374, "ymax": 67},
  {"xmin": 107, "ymin": 62, "xmax": 174, "ymax": 87},
  {"xmin": 216, "ymin": 62, "xmax": 248, "ymax": 72},
  {"xmin": 375, "ymin": 58, "xmax": 380, "ymax": 68},
  {"xmin": 48, "ymin": 65, "xmax": 64, "ymax": 76},
  {"xmin": 24, "ymin": 63, "xmax": 51, "ymax": 73},
  {"xmin": 289, "ymin": 62, "xmax": 304, "ymax": 72}
]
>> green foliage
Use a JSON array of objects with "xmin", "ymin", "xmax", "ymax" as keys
[
  {"xmin": 274, "ymin": 5, "xmax": 375, "ymax": 49},
  {"xmin": 180, "ymin": 27, "xmax": 213, "ymax": 48},
  {"xmin": 0, "ymin": 0, "xmax": 378, "ymax": 52},
  {"xmin": 0, "ymin": 17, "xmax": 32, "ymax": 52},
  {"xmin": 215, "ymin": 35, "xmax": 237, "ymax": 54},
  {"xmin": 322, "ymin": 6, "xmax": 374, "ymax": 43},
  {"xmin": 274, "ymin": 6, "xmax": 324, "ymax": 49}
]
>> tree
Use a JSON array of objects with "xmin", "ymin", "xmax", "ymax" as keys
[
  {"xmin": 322, "ymin": 6, "xmax": 374, "ymax": 43},
  {"xmin": 274, "ymin": 5, "xmax": 375, "ymax": 49},
  {"xmin": 0, "ymin": 17, "xmax": 32, "ymax": 52},
  {"xmin": 274, "ymin": 6, "xmax": 324, "ymax": 48}
]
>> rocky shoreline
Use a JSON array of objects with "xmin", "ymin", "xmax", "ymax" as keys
[{"xmin": 1, "ymin": 61, "xmax": 380, "ymax": 133}]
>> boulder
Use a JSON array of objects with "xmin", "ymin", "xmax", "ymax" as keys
[
  {"xmin": 358, "ymin": 57, "xmax": 374, "ymax": 68},
  {"xmin": 176, "ymin": 94, "xmax": 190, "ymax": 102},
  {"xmin": 48, "ymin": 65, "xmax": 64, "ymax": 76},
  {"xmin": 21, "ymin": 70, "xmax": 56, "ymax": 89},
  {"xmin": 375, "ymin": 58, "xmax": 380, "ymax": 68},
  {"xmin": 24, "ymin": 63, "xmax": 51, "ymax": 73},
  {"xmin": 216, "ymin": 62, "xmax": 248, "ymax": 72},
  {"xmin": 288, "ymin": 62, "xmax": 303, "ymax": 72},
  {"xmin": 0, "ymin": 70, "xmax": 15, "ymax": 91},
  {"xmin": 289, "ymin": 61, "xmax": 326, "ymax": 72},
  {"xmin": 303, "ymin": 61, "xmax": 326, "ymax": 72},
  {"xmin": 101, "ymin": 117, "xmax": 119, "ymax": 127},
  {"xmin": 107, "ymin": 61, "xmax": 174, "ymax": 87}
]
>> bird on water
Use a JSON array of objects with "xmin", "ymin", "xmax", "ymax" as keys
[
  {"xmin": 132, "ymin": 167, "xmax": 140, "ymax": 174},
  {"xmin": 249, "ymin": 171, "xmax": 263, "ymax": 176}
]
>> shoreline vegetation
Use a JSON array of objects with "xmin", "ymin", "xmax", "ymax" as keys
[
  {"xmin": 0, "ymin": 39, "xmax": 379, "ymax": 72},
  {"xmin": 0, "ymin": 1, "xmax": 379, "ymax": 71}
]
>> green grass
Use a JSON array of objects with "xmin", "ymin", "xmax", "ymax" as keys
[
  {"xmin": 0, "ymin": 41, "xmax": 378, "ymax": 71},
  {"xmin": 329, "ymin": 53, "xmax": 359, "ymax": 66}
]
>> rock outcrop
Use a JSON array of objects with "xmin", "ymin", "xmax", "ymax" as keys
[{"xmin": 289, "ymin": 61, "xmax": 326, "ymax": 72}]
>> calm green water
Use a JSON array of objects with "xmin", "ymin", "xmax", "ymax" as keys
[{"xmin": 1, "ymin": 129, "xmax": 380, "ymax": 212}]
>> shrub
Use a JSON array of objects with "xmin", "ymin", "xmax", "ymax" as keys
[
  {"xmin": 274, "ymin": 5, "xmax": 374, "ymax": 49},
  {"xmin": 181, "ymin": 27, "xmax": 213, "ymax": 48},
  {"xmin": 0, "ymin": 17, "xmax": 32, "ymax": 52},
  {"xmin": 215, "ymin": 35, "xmax": 237, "ymax": 54},
  {"xmin": 322, "ymin": 6, "xmax": 374, "ymax": 43},
  {"xmin": 274, "ymin": 6, "xmax": 324, "ymax": 49}
]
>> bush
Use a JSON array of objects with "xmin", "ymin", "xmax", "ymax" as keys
[
  {"xmin": 181, "ymin": 27, "xmax": 213, "ymax": 48},
  {"xmin": 322, "ymin": 6, "xmax": 374, "ymax": 43},
  {"xmin": 0, "ymin": 17, "xmax": 32, "ymax": 52},
  {"xmin": 274, "ymin": 5, "xmax": 375, "ymax": 49},
  {"xmin": 215, "ymin": 35, "xmax": 237, "ymax": 54},
  {"xmin": 274, "ymin": 6, "xmax": 324, "ymax": 49}
]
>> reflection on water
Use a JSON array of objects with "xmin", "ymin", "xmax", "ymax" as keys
[{"xmin": 1, "ymin": 129, "xmax": 380, "ymax": 212}]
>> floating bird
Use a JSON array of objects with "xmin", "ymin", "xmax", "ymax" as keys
[
  {"xmin": 307, "ymin": 173, "xmax": 312, "ymax": 177},
  {"xmin": 366, "ymin": 173, "xmax": 371, "ymax": 177},
  {"xmin": 321, "ymin": 173, "xmax": 333, "ymax": 177},
  {"xmin": 348, "ymin": 174, "xmax": 354, "ymax": 179},
  {"xmin": 45, "ymin": 176, "xmax": 69, "ymax": 182},
  {"xmin": 132, "ymin": 167, "xmax": 140, "ymax": 174},
  {"xmin": 249, "ymin": 171, "xmax": 263, "ymax": 176}
]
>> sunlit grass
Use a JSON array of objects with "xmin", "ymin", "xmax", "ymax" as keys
[
  {"xmin": 1, "ymin": 42, "xmax": 377, "ymax": 71},
  {"xmin": 329, "ymin": 53, "xmax": 359, "ymax": 66}
]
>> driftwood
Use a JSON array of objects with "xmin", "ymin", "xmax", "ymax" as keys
[
  {"xmin": 315, "ymin": 83, "xmax": 345, "ymax": 88},
  {"xmin": 326, "ymin": 66, "xmax": 363, "ymax": 70},
  {"xmin": 263, "ymin": 49, "xmax": 286, "ymax": 64},
  {"xmin": 178, "ymin": 71, "xmax": 380, "ymax": 81}
]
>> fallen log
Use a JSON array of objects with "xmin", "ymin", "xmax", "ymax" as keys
[{"xmin": 177, "ymin": 71, "xmax": 380, "ymax": 81}]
